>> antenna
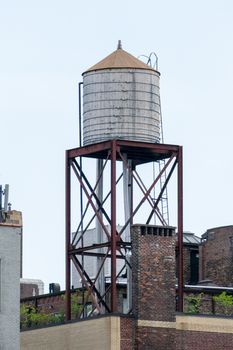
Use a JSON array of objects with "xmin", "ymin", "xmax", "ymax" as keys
[
  {"xmin": 0, "ymin": 185, "xmax": 2, "ymax": 211},
  {"xmin": 0, "ymin": 184, "xmax": 9, "ymax": 222},
  {"xmin": 117, "ymin": 40, "xmax": 122, "ymax": 50},
  {"xmin": 4, "ymin": 184, "xmax": 9, "ymax": 212}
]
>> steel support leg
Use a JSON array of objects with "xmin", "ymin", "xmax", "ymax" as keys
[
  {"xmin": 177, "ymin": 146, "xmax": 183, "ymax": 312},
  {"xmin": 65, "ymin": 151, "xmax": 71, "ymax": 321}
]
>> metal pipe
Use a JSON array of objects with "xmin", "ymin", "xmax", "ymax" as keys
[
  {"xmin": 78, "ymin": 82, "xmax": 83, "ymax": 148},
  {"xmin": 111, "ymin": 140, "xmax": 117, "ymax": 312},
  {"xmin": 177, "ymin": 146, "xmax": 183, "ymax": 312},
  {"xmin": 78, "ymin": 81, "xmax": 84, "ymax": 316},
  {"xmin": 73, "ymin": 173, "xmax": 123, "ymax": 247}
]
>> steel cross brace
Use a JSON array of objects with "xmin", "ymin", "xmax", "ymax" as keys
[
  {"xmin": 65, "ymin": 141, "xmax": 184, "ymax": 320},
  {"xmin": 118, "ymin": 150, "xmax": 168, "ymax": 226},
  {"xmin": 119, "ymin": 152, "xmax": 176, "ymax": 236}
]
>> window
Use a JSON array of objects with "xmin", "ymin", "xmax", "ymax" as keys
[{"xmin": 208, "ymin": 231, "xmax": 215, "ymax": 240}]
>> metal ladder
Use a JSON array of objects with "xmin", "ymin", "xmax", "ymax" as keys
[
  {"xmin": 158, "ymin": 97, "xmax": 169, "ymax": 225},
  {"xmin": 138, "ymin": 52, "xmax": 169, "ymax": 225}
]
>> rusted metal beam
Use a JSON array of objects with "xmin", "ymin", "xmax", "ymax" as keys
[
  {"xmin": 146, "ymin": 157, "xmax": 178, "ymax": 224},
  {"xmin": 73, "ymin": 172, "xmax": 123, "ymax": 247},
  {"xmin": 71, "ymin": 255, "xmax": 110, "ymax": 312},
  {"xmin": 177, "ymin": 146, "xmax": 184, "ymax": 312},
  {"xmin": 77, "ymin": 247, "xmax": 110, "ymax": 317},
  {"xmin": 117, "ymin": 139, "xmax": 179, "ymax": 151},
  {"xmin": 71, "ymin": 251, "xmax": 126, "ymax": 258},
  {"xmin": 68, "ymin": 140, "xmax": 179, "ymax": 163},
  {"xmin": 132, "ymin": 169, "xmax": 166, "ymax": 226},
  {"xmin": 72, "ymin": 154, "xmax": 110, "ymax": 245},
  {"xmin": 73, "ymin": 159, "xmax": 114, "ymax": 229},
  {"xmin": 119, "ymin": 153, "xmax": 176, "ymax": 236},
  {"xmin": 66, "ymin": 139, "xmax": 183, "ymax": 319},
  {"xmin": 68, "ymin": 141, "xmax": 111, "ymax": 159},
  {"xmin": 71, "ymin": 161, "xmax": 111, "ymax": 240},
  {"xmin": 65, "ymin": 151, "xmax": 71, "ymax": 321},
  {"xmin": 70, "ymin": 242, "xmax": 111, "ymax": 254}
]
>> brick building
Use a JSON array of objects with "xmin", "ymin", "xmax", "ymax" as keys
[
  {"xmin": 179, "ymin": 231, "xmax": 200, "ymax": 285},
  {"xmin": 20, "ymin": 224, "xmax": 233, "ymax": 349},
  {"xmin": 72, "ymin": 226, "xmax": 200, "ymax": 290},
  {"xmin": 199, "ymin": 225, "xmax": 233, "ymax": 286},
  {"xmin": 20, "ymin": 278, "xmax": 44, "ymax": 299},
  {"xmin": 131, "ymin": 225, "xmax": 176, "ymax": 349},
  {"xmin": 0, "ymin": 214, "xmax": 21, "ymax": 350}
]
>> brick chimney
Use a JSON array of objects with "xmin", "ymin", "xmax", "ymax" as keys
[{"xmin": 131, "ymin": 224, "xmax": 176, "ymax": 349}]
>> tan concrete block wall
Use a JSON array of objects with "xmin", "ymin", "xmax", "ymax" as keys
[
  {"xmin": 176, "ymin": 314, "xmax": 233, "ymax": 333},
  {"xmin": 0, "ymin": 210, "xmax": 22, "ymax": 227},
  {"xmin": 21, "ymin": 316, "xmax": 120, "ymax": 350},
  {"xmin": 176, "ymin": 314, "xmax": 233, "ymax": 350}
]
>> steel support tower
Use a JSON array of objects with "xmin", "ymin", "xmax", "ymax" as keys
[{"xmin": 65, "ymin": 139, "xmax": 183, "ymax": 320}]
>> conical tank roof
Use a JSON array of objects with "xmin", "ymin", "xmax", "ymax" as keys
[{"xmin": 83, "ymin": 42, "xmax": 157, "ymax": 74}]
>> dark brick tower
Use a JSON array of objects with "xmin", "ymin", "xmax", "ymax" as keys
[
  {"xmin": 199, "ymin": 225, "xmax": 233, "ymax": 286},
  {"xmin": 131, "ymin": 224, "xmax": 176, "ymax": 350}
]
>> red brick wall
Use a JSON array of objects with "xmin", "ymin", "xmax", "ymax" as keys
[
  {"xmin": 183, "ymin": 246, "xmax": 191, "ymax": 284},
  {"xmin": 137, "ymin": 327, "xmax": 175, "ymax": 350},
  {"xmin": 131, "ymin": 225, "xmax": 176, "ymax": 349},
  {"xmin": 21, "ymin": 287, "xmax": 233, "ymax": 321},
  {"xmin": 200, "ymin": 226, "xmax": 233, "ymax": 286},
  {"xmin": 21, "ymin": 293, "xmax": 65, "ymax": 316},
  {"xmin": 176, "ymin": 330, "xmax": 233, "ymax": 350},
  {"xmin": 120, "ymin": 317, "xmax": 135, "ymax": 350},
  {"xmin": 176, "ymin": 245, "xmax": 199, "ymax": 285},
  {"xmin": 20, "ymin": 284, "xmax": 39, "ymax": 299},
  {"xmin": 132, "ymin": 225, "xmax": 176, "ymax": 321}
]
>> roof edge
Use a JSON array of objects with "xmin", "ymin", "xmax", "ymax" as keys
[{"xmin": 82, "ymin": 66, "xmax": 160, "ymax": 75}]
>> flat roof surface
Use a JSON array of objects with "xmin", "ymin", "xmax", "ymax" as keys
[{"xmin": 68, "ymin": 140, "xmax": 180, "ymax": 166}]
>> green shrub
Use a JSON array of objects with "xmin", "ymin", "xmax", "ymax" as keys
[
  {"xmin": 20, "ymin": 290, "xmax": 86, "ymax": 329},
  {"xmin": 185, "ymin": 293, "xmax": 203, "ymax": 314},
  {"xmin": 20, "ymin": 304, "xmax": 65, "ymax": 329},
  {"xmin": 213, "ymin": 292, "xmax": 233, "ymax": 315}
]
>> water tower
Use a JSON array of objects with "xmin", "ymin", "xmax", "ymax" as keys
[{"xmin": 65, "ymin": 42, "xmax": 183, "ymax": 320}]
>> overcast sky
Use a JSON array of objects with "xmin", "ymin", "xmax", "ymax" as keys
[{"xmin": 1, "ymin": 0, "xmax": 233, "ymax": 290}]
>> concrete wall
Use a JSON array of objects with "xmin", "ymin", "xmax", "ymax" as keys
[
  {"xmin": 3, "ymin": 210, "xmax": 23, "ymax": 277},
  {"xmin": 21, "ymin": 316, "xmax": 121, "ymax": 350},
  {"xmin": 21, "ymin": 314, "xmax": 233, "ymax": 350},
  {"xmin": 0, "ymin": 225, "xmax": 21, "ymax": 350},
  {"xmin": 176, "ymin": 314, "xmax": 233, "ymax": 349}
]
